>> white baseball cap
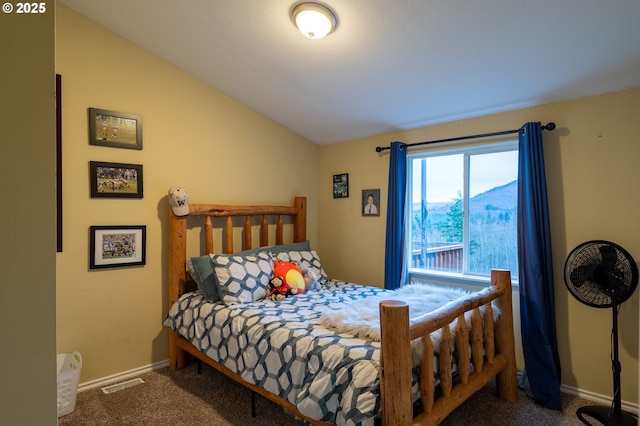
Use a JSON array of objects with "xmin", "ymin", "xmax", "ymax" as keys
[{"xmin": 168, "ymin": 186, "xmax": 189, "ymax": 216}]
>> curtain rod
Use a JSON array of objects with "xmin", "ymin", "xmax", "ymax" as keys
[{"xmin": 375, "ymin": 122, "xmax": 556, "ymax": 153}]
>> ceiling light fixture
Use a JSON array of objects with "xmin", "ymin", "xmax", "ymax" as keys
[{"xmin": 291, "ymin": 2, "xmax": 337, "ymax": 39}]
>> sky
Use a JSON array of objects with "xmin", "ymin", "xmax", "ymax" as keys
[{"xmin": 411, "ymin": 150, "xmax": 518, "ymax": 203}]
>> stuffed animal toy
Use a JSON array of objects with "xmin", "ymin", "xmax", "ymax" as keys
[
  {"xmin": 266, "ymin": 276, "xmax": 292, "ymax": 301},
  {"xmin": 273, "ymin": 260, "xmax": 306, "ymax": 294},
  {"xmin": 302, "ymin": 269, "xmax": 321, "ymax": 292}
]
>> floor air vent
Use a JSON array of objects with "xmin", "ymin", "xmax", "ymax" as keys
[{"xmin": 101, "ymin": 378, "xmax": 145, "ymax": 394}]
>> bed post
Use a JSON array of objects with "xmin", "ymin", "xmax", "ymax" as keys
[
  {"xmin": 491, "ymin": 269, "xmax": 518, "ymax": 402},
  {"xmin": 293, "ymin": 196, "xmax": 306, "ymax": 243},
  {"xmin": 168, "ymin": 208, "xmax": 189, "ymax": 370},
  {"xmin": 379, "ymin": 300, "xmax": 413, "ymax": 425}
]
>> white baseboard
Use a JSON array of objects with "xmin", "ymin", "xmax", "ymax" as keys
[
  {"xmin": 515, "ymin": 371, "xmax": 638, "ymax": 415},
  {"xmin": 77, "ymin": 359, "xmax": 169, "ymax": 393},
  {"xmin": 78, "ymin": 360, "xmax": 639, "ymax": 415},
  {"xmin": 560, "ymin": 384, "xmax": 639, "ymax": 415}
]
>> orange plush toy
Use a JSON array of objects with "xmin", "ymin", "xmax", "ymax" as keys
[{"xmin": 273, "ymin": 260, "xmax": 306, "ymax": 294}]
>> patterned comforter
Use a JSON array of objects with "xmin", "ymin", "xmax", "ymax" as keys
[{"xmin": 164, "ymin": 280, "xmax": 418, "ymax": 426}]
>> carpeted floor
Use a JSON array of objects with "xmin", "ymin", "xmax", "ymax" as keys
[{"xmin": 58, "ymin": 362, "xmax": 610, "ymax": 425}]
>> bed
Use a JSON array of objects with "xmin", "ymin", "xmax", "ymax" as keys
[{"xmin": 164, "ymin": 196, "xmax": 517, "ymax": 425}]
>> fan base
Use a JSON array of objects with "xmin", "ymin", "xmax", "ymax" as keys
[{"xmin": 577, "ymin": 405, "xmax": 638, "ymax": 426}]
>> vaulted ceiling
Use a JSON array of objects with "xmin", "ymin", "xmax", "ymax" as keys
[{"xmin": 59, "ymin": 0, "xmax": 640, "ymax": 145}]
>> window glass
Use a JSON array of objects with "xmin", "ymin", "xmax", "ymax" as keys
[{"xmin": 408, "ymin": 142, "xmax": 518, "ymax": 282}]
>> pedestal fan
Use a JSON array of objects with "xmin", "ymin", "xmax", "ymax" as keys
[{"xmin": 564, "ymin": 240, "xmax": 639, "ymax": 426}]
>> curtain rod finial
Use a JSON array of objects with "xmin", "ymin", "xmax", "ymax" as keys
[{"xmin": 543, "ymin": 122, "xmax": 556, "ymax": 131}]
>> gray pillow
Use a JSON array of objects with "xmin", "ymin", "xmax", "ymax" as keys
[
  {"xmin": 186, "ymin": 256, "xmax": 220, "ymax": 302},
  {"xmin": 240, "ymin": 240, "xmax": 311, "ymax": 256}
]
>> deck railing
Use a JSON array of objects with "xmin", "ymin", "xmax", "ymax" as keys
[{"xmin": 411, "ymin": 244, "xmax": 463, "ymax": 273}]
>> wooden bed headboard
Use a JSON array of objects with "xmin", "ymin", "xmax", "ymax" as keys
[{"xmin": 168, "ymin": 196, "xmax": 307, "ymax": 308}]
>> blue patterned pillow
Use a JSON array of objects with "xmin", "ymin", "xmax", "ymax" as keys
[
  {"xmin": 187, "ymin": 241, "xmax": 311, "ymax": 303},
  {"xmin": 275, "ymin": 250, "xmax": 329, "ymax": 284},
  {"xmin": 211, "ymin": 251, "xmax": 274, "ymax": 305}
]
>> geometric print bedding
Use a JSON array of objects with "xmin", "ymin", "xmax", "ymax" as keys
[
  {"xmin": 274, "ymin": 250, "xmax": 329, "ymax": 283},
  {"xmin": 164, "ymin": 281, "xmax": 440, "ymax": 426},
  {"xmin": 210, "ymin": 251, "xmax": 274, "ymax": 305}
]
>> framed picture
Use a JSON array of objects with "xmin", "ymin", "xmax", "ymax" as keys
[
  {"xmin": 90, "ymin": 225, "xmax": 146, "ymax": 269},
  {"xmin": 89, "ymin": 107, "xmax": 143, "ymax": 150},
  {"xmin": 333, "ymin": 173, "xmax": 349, "ymax": 198},
  {"xmin": 90, "ymin": 161, "xmax": 143, "ymax": 198},
  {"xmin": 362, "ymin": 189, "xmax": 380, "ymax": 216}
]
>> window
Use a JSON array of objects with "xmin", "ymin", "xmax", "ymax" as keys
[{"xmin": 407, "ymin": 141, "xmax": 519, "ymax": 283}]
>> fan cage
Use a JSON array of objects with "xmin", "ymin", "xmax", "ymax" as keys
[{"xmin": 563, "ymin": 240, "xmax": 638, "ymax": 309}]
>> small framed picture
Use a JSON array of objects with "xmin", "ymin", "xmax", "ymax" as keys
[
  {"xmin": 333, "ymin": 173, "xmax": 349, "ymax": 198},
  {"xmin": 89, "ymin": 225, "xmax": 146, "ymax": 269},
  {"xmin": 362, "ymin": 189, "xmax": 380, "ymax": 216},
  {"xmin": 89, "ymin": 161, "xmax": 143, "ymax": 199},
  {"xmin": 89, "ymin": 107, "xmax": 143, "ymax": 150}
]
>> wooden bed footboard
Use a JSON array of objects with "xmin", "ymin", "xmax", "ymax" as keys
[
  {"xmin": 167, "ymin": 196, "xmax": 518, "ymax": 425},
  {"xmin": 379, "ymin": 269, "xmax": 517, "ymax": 425}
]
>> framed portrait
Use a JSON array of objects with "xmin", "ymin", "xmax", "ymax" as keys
[
  {"xmin": 333, "ymin": 173, "xmax": 349, "ymax": 198},
  {"xmin": 90, "ymin": 161, "xmax": 143, "ymax": 199},
  {"xmin": 89, "ymin": 225, "xmax": 146, "ymax": 269},
  {"xmin": 362, "ymin": 189, "xmax": 380, "ymax": 216},
  {"xmin": 89, "ymin": 107, "xmax": 143, "ymax": 150}
]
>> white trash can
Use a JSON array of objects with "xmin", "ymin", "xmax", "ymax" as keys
[{"xmin": 56, "ymin": 351, "xmax": 82, "ymax": 417}]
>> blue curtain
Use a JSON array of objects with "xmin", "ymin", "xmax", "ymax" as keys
[
  {"xmin": 384, "ymin": 142, "xmax": 407, "ymax": 290},
  {"xmin": 517, "ymin": 122, "xmax": 562, "ymax": 410}
]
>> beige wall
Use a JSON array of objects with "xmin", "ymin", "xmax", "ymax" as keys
[
  {"xmin": 317, "ymin": 88, "xmax": 640, "ymax": 405},
  {"xmin": 0, "ymin": 1, "xmax": 57, "ymax": 424},
  {"xmin": 55, "ymin": 4, "xmax": 318, "ymax": 383}
]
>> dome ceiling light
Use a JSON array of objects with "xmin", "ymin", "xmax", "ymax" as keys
[{"xmin": 291, "ymin": 2, "xmax": 338, "ymax": 39}]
